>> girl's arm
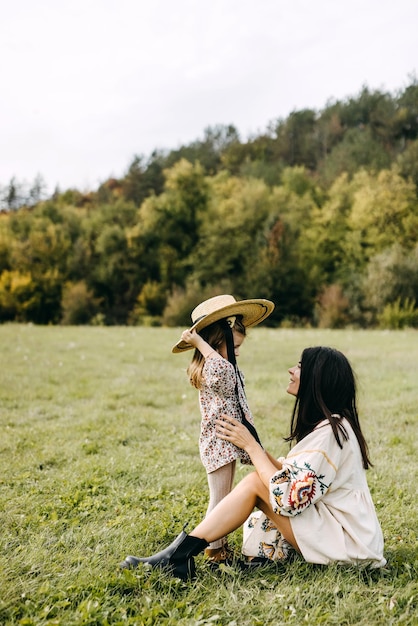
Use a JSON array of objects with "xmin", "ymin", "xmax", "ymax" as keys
[
  {"xmin": 181, "ymin": 328, "xmax": 219, "ymax": 359},
  {"xmin": 216, "ymin": 416, "xmax": 283, "ymax": 487}
]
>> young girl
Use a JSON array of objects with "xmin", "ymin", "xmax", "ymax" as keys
[
  {"xmin": 120, "ymin": 346, "xmax": 386, "ymax": 579},
  {"xmin": 172, "ymin": 294, "xmax": 274, "ymax": 565}
]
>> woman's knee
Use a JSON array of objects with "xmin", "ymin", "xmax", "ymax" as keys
[{"xmin": 239, "ymin": 471, "xmax": 264, "ymax": 494}]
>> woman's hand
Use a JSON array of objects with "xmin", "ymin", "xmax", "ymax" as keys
[
  {"xmin": 215, "ymin": 414, "xmax": 257, "ymax": 453},
  {"xmin": 217, "ymin": 414, "xmax": 282, "ymax": 486}
]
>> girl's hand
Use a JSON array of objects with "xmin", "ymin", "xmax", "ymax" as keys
[
  {"xmin": 215, "ymin": 414, "xmax": 256, "ymax": 452},
  {"xmin": 181, "ymin": 328, "xmax": 199, "ymax": 348},
  {"xmin": 181, "ymin": 329, "xmax": 216, "ymax": 359}
]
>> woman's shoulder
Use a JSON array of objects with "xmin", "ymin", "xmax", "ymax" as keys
[
  {"xmin": 312, "ymin": 419, "xmax": 333, "ymax": 435},
  {"xmin": 299, "ymin": 418, "xmax": 341, "ymax": 447},
  {"xmin": 308, "ymin": 417, "xmax": 358, "ymax": 455},
  {"xmin": 313, "ymin": 416, "xmax": 351, "ymax": 434}
]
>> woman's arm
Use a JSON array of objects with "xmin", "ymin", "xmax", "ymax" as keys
[
  {"xmin": 216, "ymin": 415, "xmax": 282, "ymax": 487},
  {"xmin": 265, "ymin": 450, "xmax": 283, "ymax": 470}
]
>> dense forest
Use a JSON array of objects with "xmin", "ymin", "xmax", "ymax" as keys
[{"xmin": 1, "ymin": 81, "xmax": 418, "ymax": 328}]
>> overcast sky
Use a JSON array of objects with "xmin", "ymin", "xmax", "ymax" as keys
[{"xmin": 1, "ymin": 0, "xmax": 417, "ymax": 193}]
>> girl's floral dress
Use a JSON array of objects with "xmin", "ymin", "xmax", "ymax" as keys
[{"xmin": 199, "ymin": 355, "xmax": 255, "ymax": 473}]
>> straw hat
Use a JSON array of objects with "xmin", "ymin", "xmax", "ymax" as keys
[{"xmin": 172, "ymin": 294, "xmax": 274, "ymax": 353}]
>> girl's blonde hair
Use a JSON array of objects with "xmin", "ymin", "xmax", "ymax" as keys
[{"xmin": 187, "ymin": 316, "xmax": 246, "ymax": 389}]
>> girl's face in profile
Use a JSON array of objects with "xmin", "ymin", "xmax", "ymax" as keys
[
  {"xmin": 287, "ymin": 361, "xmax": 301, "ymax": 396},
  {"xmin": 218, "ymin": 330, "xmax": 245, "ymax": 360}
]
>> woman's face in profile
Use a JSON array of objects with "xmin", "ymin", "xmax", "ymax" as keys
[{"xmin": 287, "ymin": 362, "xmax": 301, "ymax": 396}]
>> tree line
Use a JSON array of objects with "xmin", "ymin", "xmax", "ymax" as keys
[{"xmin": 1, "ymin": 80, "xmax": 418, "ymax": 328}]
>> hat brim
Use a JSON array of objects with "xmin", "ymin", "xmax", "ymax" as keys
[{"xmin": 172, "ymin": 299, "xmax": 275, "ymax": 353}]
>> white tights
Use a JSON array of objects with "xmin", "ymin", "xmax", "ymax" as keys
[{"xmin": 206, "ymin": 461, "xmax": 236, "ymax": 549}]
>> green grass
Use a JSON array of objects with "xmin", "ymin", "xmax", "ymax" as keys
[{"xmin": 0, "ymin": 325, "xmax": 417, "ymax": 625}]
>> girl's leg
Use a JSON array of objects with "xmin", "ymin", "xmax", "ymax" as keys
[
  {"xmin": 206, "ymin": 461, "xmax": 236, "ymax": 549},
  {"xmin": 191, "ymin": 471, "xmax": 300, "ymax": 552}
]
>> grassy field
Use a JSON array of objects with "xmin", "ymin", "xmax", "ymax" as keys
[{"xmin": 0, "ymin": 325, "xmax": 416, "ymax": 625}]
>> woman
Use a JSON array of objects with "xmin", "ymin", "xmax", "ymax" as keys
[{"xmin": 120, "ymin": 346, "xmax": 386, "ymax": 580}]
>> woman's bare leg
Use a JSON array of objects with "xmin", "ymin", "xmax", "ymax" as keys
[{"xmin": 190, "ymin": 472, "xmax": 300, "ymax": 551}]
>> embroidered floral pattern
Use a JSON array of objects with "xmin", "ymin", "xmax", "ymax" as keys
[
  {"xmin": 247, "ymin": 514, "xmax": 259, "ymax": 529},
  {"xmin": 288, "ymin": 472, "xmax": 316, "ymax": 510},
  {"xmin": 261, "ymin": 542, "xmax": 276, "ymax": 560},
  {"xmin": 261, "ymin": 517, "xmax": 278, "ymax": 532},
  {"xmin": 253, "ymin": 537, "xmax": 293, "ymax": 561},
  {"xmin": 271, "ymin": 460, "xmax": 330, "ymax": 514},
  {"xmin": 243, "ymin": 508, "xmax": 294, "ymax": 562}
]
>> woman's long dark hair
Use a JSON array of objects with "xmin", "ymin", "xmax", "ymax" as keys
[{"xmin": 285, "ymin": 346, "xmax": 372, "ymax": 469}]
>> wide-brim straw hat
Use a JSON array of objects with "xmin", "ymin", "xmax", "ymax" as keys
[{"xmin": 172, "ymin": 294, "xmax": 275, "ymax": 353}]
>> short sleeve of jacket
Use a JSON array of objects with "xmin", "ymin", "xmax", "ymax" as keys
[{"xmin": 269, "ymin": 423, "xmax": 343, "ymax": 517}]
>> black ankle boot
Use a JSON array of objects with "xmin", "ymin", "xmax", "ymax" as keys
[{"xmin": 119, "ymin": 530, "xmax": 208, "ymax": 581}]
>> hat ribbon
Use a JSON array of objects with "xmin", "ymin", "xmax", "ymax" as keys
[{"xmin": 192, "ymin": 314, "xmax": 236, "ymax": 327}]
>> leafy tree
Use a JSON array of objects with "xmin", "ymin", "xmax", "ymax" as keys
[
  {"xmin": 315, "ymin": 107, "xmax": 345, "ymax": 159},
  {"xmin": 306, "ymin": 168, "xmax": 418, "ymax": 324},
  {"xmin": 3, "ymin": 177, "xmax": 21, "ymax": 210},
  {"xmin": 336, "ymin": 86, "xmax": 392, "ymax": 130},
  {"xmin": 0, "ymin": 217, "xmax": 11, "ymax": 273},
  {"xmin": 244, "ymin": 214, "xmax": 315, "ymax": 325},
  {"xmin": 348, "ymin": 168, "xmax": 418, "ymax": 255},
  {"xmin": 221, "ymin": 139, "xmax": 256, "ymax": 175},
  {"xmin": 250, "ymin": 182, "xmax": 319, "ymax": 323},
  {"xmin": 135, "ymin": 159, "xmax": 209, "ymax": 293},
  {"xmin": 60, "ymin": 280, "xmax": 101, "ymax": 325},
  {"xmin": 280, "ymin": 165, "xmax": 323, "ymax": 203},
  {"xmin": 10, "ymin": 219, "xmax": 71, "ymax": 276},
  {"xmin": 238, "ymin": 158, "xmax": 283, "ymax": 187},
  {"xmin": 305, "ymin": 173, "xmax": 355, "ymax": 285},
  {"xmin": 394, "ymin": 79, "xmax": 418, "ymax": 142},
  {"xmin": 164, "ymin": 125, "xmax": 240, "ymax": 174},
  {"xmin": 319, "ymin": 127, "xmax": 392, "ymax": 185},
  {"xmin": 273, "ymin": 109, "xmax": 318, "ymax": 169},
  {"xmin": 362, "ymin": 244, "xmax": 418, "ymax": 318},
  {"xmin": 0, "ymin": 175, "xmax": 47, "ymax": 210},
  {"xmin": 378, "ymin": 297, "xmax": 418, "ymax": 329},
  {"xmin": 129, "ymin": 280, "xmax": 167, "ymax": 323},
  {"xmin": 89, "ymin": 222, "xmax": 136, "ymax": 323},
  {"xmin": 396, "ymin": 139, "xmax": 418, "ymax": 188},
  {"xmin": 28, "ymin": 174, "xmax": 47, "ymax": 206},
  {"xmin": 0, "ymin": 270, "xmax": 33, "ymax": 321},
  {"xmin": 120, "ymin": 152, "xmax": 165, "ymax": 206},
  {"xmin": 315, "ymin": 284, "xmax": 350, "ymax": 329},
  {"xmin": 5, "ymin": 200, "xmax": 93, "ymax": 322},
  {"xmin": 0, "ymin": 268, "xmax": 62, "ymax": 323},
  {"xmin": 189, "ymin": 173, "xmax": 271, "ymax": 288}
]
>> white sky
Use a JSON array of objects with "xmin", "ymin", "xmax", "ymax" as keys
[{"xmin": 1, "ymin": 0, "xmax": 417, "ymax": 193}]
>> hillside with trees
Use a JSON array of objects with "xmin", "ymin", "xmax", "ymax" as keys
[{"xmin": 1, "ymin": 81, "xmax": 418, "ymax": 328}]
